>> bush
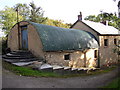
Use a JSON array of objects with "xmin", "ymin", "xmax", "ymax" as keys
[
  {"xmin": 1, "ymin": 36, "xmax": 8, "ymax": 54},
  {"xmin": 0, "ymin": 38, "xmax": 2, "ymax": 54}
]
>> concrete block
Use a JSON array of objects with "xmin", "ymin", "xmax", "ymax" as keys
[
  {"xmin": 12, "ymin": 62, "xmax": 33, "ymax": 66},
  {"xmin": 63, "ymin": 66, "xmax": 71, "ymax": 74},
  {"xmin": 71, "ymin": 68, "xmax": 78, "ymax": 73},
  {"xmin": 53, "ymin": 65, "xmax": 64, "ymax": 74},
  {"xmin": 39, "ymin": 64, "xmax": 53, "ymax": 72},
  {"xmin": 77, "ymin": 68, "xmax": 85, "ymax": 73}
]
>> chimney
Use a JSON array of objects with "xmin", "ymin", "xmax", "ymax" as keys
[
  {"xmin": 78, "ymin": 12, "xmax": 82, "ymax": 21},
  {"xmin": 100, "ymin": 20, "xmax": 106, "ymax": 25},
  {"xmin": 100, "ymin": 20, "xmax": 108, "ymax": 26}
]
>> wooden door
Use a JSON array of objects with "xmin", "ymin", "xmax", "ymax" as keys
[{"xmin": 21, "ymin": 26, "xmax": 28, "ymax": 50}]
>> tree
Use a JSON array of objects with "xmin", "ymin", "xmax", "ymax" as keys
[
  {"xmin": 13, "ymin": 2, "xmax": 45, "ymax": 23},
  {"xmin": 13, "ymin": 3, "xmax": 30, "ymax": 20},
  {"xmin": 84, "ymin": 15, "xmax": 100, "ymax": 22},
  {"xmin": 0, "ymin": 2, "xmax": 71, "ymax": 35},
  {"xmin": 0, "ymin": 7, "xmax": 23, "ymax": 34},
  {"xmin": 41, "ymin": 18, "xmax": 71, "ymax": 28},
  {"xmin": 29, "ymin": 1, "xmax": 44, "ymax": 22},
  {"xmin": 84, "ymin": 13, "xmax": 120, "ymax": 30}
]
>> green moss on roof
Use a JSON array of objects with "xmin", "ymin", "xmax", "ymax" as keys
[{"xmin": 29, "ymin": 22, "xmax": 99, "ymax": 51}]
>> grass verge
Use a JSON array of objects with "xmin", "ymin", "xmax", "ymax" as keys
[
  {"xmin": 2, "ymin": 61, "xmax": 118, "ymax": 78},
  {"xmin": 101, "ymin": 77, "xmax": 120, "ymax": 89},
  {"xmin": 2, "ymin": 61, "xmax": 61, "ymax": 77}
]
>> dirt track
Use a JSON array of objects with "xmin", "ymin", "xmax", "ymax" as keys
[{"xmin": 2, "ymin": 66, "xmax": 119, "ymax": 88}]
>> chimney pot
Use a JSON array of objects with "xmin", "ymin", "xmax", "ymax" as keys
[
  {"xmin": 100, "ymin": 20, "xmax": 108, "ymax": 26},
  {"xmin": 78, "ymin": 12, "xmax": 82, "ymax": 21}
]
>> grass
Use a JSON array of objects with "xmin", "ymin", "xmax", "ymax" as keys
[
  {"xmin": 2, "ymin": 61, "xmax": 118, "ymax": 78},
  {"xmin": 86, "ymin": 66, "xmax": 117, "ymax": 75},
  {"xmin": 101, "ymin": 77, "xmax": 120, "ymax": 89},
  {"xmin": 2, "ymin": 61, "xmax": 61, "ymax": 77}
]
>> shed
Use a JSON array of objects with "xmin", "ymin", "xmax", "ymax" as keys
[{"xmin": 8, "ymin": 21, "xmax": 99, "ymax": 68}]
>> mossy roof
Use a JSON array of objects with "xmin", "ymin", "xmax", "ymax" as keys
[{"xmin": 29, "ymin": 22, "xmax": 99, "ymax": 51}]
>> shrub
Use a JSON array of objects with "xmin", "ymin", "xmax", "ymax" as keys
[
  {"xmin": 0, "ymin": 38, "xmax": 2, "ymax": 54},
  {"xmin": 1, "ymin": 36, "xmax": 8, "ymax": 54}
]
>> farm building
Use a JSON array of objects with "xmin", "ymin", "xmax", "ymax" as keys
[
  {"xmin": 71, "ymin": 12, "xmax": 120, "ymax": 67},
  {"xmin": 7, "ymin": 21, "xmax": 99, "ymax": 68}
]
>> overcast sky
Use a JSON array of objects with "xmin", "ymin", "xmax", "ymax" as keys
[{"xmin": 0, "ymin": 0, "xmax": 119, "ymax": 37}]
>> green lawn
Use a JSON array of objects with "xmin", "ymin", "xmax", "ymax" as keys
[
  {"xmin": 2, "ymin": 61, "xmax": 61, "ymax": 77},
  {"xmin": 101, "ymin": 77, "xmax": 120, "ymax": 89}
]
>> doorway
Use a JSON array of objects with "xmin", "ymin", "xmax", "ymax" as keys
[{"xmin": 21, "ymin": 26, "xmax": 28, "ymax": 50}]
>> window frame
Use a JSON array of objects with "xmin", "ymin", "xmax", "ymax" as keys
[
  {"xmin": 104, "ymin": 39, "xmax": 108, "ymax": 46},
  {"xmin": 94, "ymin": 50, "xmax": 98, "ymax": 58},
  {"xmin": 64, "ymin": 54, "xmax": 70, "ymax": 60},
  {"xmin": 114, "ymin": 38, "xmax": 117, "ymax": 45}
]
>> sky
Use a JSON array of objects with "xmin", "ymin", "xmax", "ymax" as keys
[{"xmin": 0, "ymin": 0, "xmax": 119, "ymax": 37}]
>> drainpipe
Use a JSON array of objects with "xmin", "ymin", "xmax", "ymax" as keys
[
  {"xmin": 117, "ymin": 43, "xmax": 120, "ymax": 64},
  {"xmin": 97, "ymin": 49, "xmax": 100, "ymax": 68},
  {"xmin": 97, "ymin": 37, "xmax": 100, "ymax": 68},
  {"xmin": 16, "ymin": 7, "xmax": 20, "ymax": 50},
  {"xmin": 83, "ymin": 49, "xmax": 87, "ymax": 67},
  {"xmin": 84, "ymin": 52, "xmax": 86, "ymax": 67}
]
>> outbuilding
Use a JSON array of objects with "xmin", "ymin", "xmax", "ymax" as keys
[
  {"xmin": 8, "ymin": 21, "xmax": 99, "ymax": 68},
  {"xmin": 71, "ymin": 12, "xmax": 120, "ymax": 67}
]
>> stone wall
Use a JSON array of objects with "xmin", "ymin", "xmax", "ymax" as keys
[
  {"xmin": 71, "ymin": 21, "xmax": 120, "ymax": 67},
  {"xmin": 45, "ymin": 49, "xmax": 98, "ymax": 68},
  {"xmin": 71, "ymin": 21, "xmax": 99, "ymax": 41},
  {"xmin": 8, "ymin": 21, "xmax": 45, "ymax": 58},
  {"xmin": 8, "ymin": 24, "xmax": 19, "ymax": 51},
  {"xmin": 27, "ymin": 24, "xmax": 45, "ymax": 58},
  {"xmin": 99, "ymin": 36, "xmax": 120, "ymax": 66}
]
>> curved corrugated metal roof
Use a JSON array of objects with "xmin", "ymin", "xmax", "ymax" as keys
[{"xmin": 29, "ymin": 22, "xmax": 99, "ymax": 51}]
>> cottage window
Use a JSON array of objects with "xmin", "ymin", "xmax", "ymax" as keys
[
  {"xmin": 64, "ymin": 54, "xmax": 70, "ymax": 60},
  {"xmin": 94, "ymin": 50, "xmax": 97, "ymax": 58},
  {"xmin": 118, "ymin": 40, "xmax": 120, "ymax": 44},
  {"xmin": 104, "ymin": 39, "xmax": 108, "ymax": 46},
  {"xmin": 114, "ymin": 39, "xmax": 117, "ymax": 45}
]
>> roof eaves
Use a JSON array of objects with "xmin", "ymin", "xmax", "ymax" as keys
[
  {"xmin": 99, "ymin": 34, "xmax": 120, "ymax": 36},
  {"xmin": 70, "ymin": 20, "xmax": 101, "ymax": 35},
  {"xmin": 70, "ymin": 20, "xmax": 79, "ymax": 28}
]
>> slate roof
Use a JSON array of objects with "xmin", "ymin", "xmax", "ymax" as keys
[
  {"xmin": 71, "ymin": 20, "xmax": 120, "ymax": 35},
  {"xmin": 83, "ymin": 20, "xmax": 120, "ymax": 35},
  {"xmin": 28, "ymin": 22, "xmax": 99, "ymax": 52}
]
